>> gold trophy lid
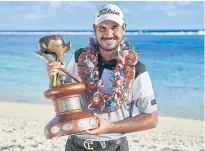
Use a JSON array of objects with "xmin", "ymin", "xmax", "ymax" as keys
[{"xmin": 38, "ymin": 35, "xmax": 71, "ymax": 55}]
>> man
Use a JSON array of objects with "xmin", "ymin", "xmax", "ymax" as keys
[{"xmin": 47, "ymin": 4, "xmax": 158, "ymax": 151}]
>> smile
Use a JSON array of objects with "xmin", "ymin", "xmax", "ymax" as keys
[{"xmin": 102, "ymin": 37, "xmax": 116, "ymax": 44}]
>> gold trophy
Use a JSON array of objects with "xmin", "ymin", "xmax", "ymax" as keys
[{"xmin": 35, "ymin": 35, "xmax": 98, "ymax": 139}]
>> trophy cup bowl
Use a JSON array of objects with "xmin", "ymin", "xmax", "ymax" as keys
[{"xmin": 36, "ymin": 35, "xmax": 99, "ymax": 139}]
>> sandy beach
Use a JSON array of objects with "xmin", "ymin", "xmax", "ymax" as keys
[{"xmin": 0, "ymin": 102, "xmax": 204, "ymax": 151}]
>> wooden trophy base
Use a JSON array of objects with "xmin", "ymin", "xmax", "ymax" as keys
[
  {"xmin": 37, "ymin": 36, "xmax": 99, "ymax": 139},
  {"xmin": 44, "ymin": 110, "xmax": 98, "ymax": 139}
]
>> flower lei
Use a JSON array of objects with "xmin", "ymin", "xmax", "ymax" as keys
[{"xmin": 83, "ymin": 37, "xmax": 138, "ymax": 113}]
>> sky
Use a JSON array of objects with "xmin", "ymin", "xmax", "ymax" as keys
[{"xmin": 0, "ymin": 1, "xmax": 204, "ymax": 30}]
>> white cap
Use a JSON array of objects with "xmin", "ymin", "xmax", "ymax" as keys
[{"xmin": 94, "ymin": 4, "xmax": 125, "ymax": 26}]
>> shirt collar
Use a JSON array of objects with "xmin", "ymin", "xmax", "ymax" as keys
[{"xmin": 98, "ymin": 53, "xmax": 117, "ymax": 66}]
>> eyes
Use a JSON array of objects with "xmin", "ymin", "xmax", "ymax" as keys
[{"xmin": 98, "ymin": 25, "xmax": 120, "ymax": 32}]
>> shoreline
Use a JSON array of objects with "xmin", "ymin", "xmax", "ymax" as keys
[
  {"xmin": 0, "ymin": 101, "xmax": 204, "ymax": 151},
  {"xmin": 0, "ymin": 100, "xmax": 203, "ymax": 121}
]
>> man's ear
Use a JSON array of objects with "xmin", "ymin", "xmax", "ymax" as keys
[
  {"xmin": 93, "ymin": 24, "xmax": 96, "ymax": 31},
  {"xmin": 122, "ymin": 23, "xmax": 127, "ymax": 34}
]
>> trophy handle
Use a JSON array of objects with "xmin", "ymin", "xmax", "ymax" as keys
[
  {"xmin": 60, "ymin": 68, "xmax": 82, "ymax": 83},
  {"xmin": 50, "ymin": 75, "xmax": 57, "ymax": 87},
  {"xmin": 35, "ymin": 51, "xmax": 82, "ymax": 85}
]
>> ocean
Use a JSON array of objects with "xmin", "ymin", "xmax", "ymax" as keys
[{"xmin": 0, "ymin": 30, "xmax": 204, "ymax": 120}]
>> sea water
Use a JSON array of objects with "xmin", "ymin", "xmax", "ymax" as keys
[{"xmin": 0, "ymin": 30, "xmax": 203, "ymax": 120}]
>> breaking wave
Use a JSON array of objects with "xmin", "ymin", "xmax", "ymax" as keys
[{"xmin": 0, "ymin": 30, "xmax": 204, "ymax": 36}]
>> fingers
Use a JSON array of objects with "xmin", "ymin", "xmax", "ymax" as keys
[
  {"xmin": 93, "ymin": 113, "xmax": 101, "ymax": 122},
  {"xmin": 94, "ymin": 113, "xmax": 101, "ymax": 119},
  {"xmin": 94, "ymin": 113, "xmax": 99, "ymax": 116},
  {"xmin": 84, "ymin": 129, "xmax": 99, "ymax": 135},
  {"xmin": 49, "ymin": 68, "xmax": 60, "ymax": 76},
  {"xmin": 47, "ymin": 61, "xmax": 64, "ymax": 76},
  {"xmin": 81, "ymin": 114, "xmax": 101, "ymax": 135}
]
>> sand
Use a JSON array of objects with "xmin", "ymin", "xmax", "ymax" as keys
[{"xmin": 0, "ymin": 102, "xmax": 204, "ymax": 151}]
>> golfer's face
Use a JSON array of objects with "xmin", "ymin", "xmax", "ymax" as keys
[{"xmin": 94, "ymin": 20, "xmax": 126, "ymax": 52}]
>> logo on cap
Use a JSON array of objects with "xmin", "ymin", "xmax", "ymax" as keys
[{"xmin": 97, "ymin": 8, "xmax": 120, "ymax": 17}]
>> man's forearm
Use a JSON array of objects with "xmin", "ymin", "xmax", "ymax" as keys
[{"xmin": 108, "ymin": 111, "xmax": 158, "ymax": 133}]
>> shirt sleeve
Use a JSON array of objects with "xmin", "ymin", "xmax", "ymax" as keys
[
  {"xmin": 64, "ymin": 54, "xmax": 79, "ymax": 84},
  {"xmin": 130, "ymin": 71, "xmax": 158, "ymax": 116}
]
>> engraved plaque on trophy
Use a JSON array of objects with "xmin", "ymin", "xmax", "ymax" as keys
[{"xmin": 35, "ymin": 35, "xmax": 98, "ymax": 139}]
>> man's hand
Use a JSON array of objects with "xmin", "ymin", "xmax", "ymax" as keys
[
  {"xmin": 84, "ymin": 111, "xmax": 158, "ymax": 135},
  {"xmin": 47, "ymin": 61, "xmax": 65, "ymax": 76},
  {"xmin": 84, "ymin": 113, "xmax": 113, "ymax": 136}
]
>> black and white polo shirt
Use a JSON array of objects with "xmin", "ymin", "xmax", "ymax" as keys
[{"xmin": 65, "ymin": 48, "xmax": 158, "ymax": 141}]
